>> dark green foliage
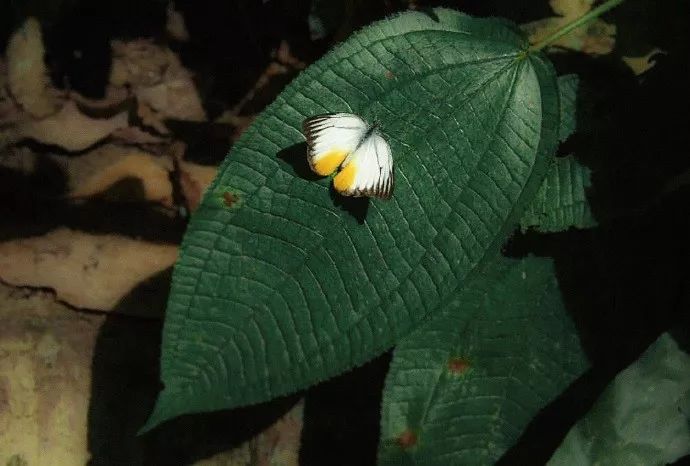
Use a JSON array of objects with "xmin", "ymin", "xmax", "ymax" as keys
[
  {"xmin": 378, "ymin": 256, "xmax": 588, "ymax": 465},
  {"xmin": 143, "ymin": 8, "xmax": 562, "ymax": 430}
]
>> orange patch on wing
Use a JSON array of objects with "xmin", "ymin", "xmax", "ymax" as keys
[
  {"xmin": 313, "ymin": 149, "xmax": 348, "ymax": 176},
  {"xmin": 333, "ymin": 162, "xmax": 358, "ymax": 193}
]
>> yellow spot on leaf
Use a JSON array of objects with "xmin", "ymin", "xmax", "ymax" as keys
[
  {"xmin": 333, "ymin": 162, "xmax": 357, "ymax": 193},
  {"xmin": 313, "ymin": 150, "xmax": 348, "ymax": 176}
]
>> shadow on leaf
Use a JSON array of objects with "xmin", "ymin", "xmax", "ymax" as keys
[{"xmin": 278, "ymin": 142, "xmax": 370, "ymax": 224}]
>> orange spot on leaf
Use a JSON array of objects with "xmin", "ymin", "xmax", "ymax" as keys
[
  {"xmin": 397, "ymin": 430, "xmax": 417, "ymax": 449},
  {"xmin": 223, "ymin": 191, "xmax": 238, "ymax": 207},
  {"xmin": 448, "ymin": 357, "xmax": 471, "ymax": 374},
  {"xmin": 385, "ymin": 70, "xmax": 395, "ymax": 79}
]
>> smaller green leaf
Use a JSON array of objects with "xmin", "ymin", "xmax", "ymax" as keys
[
  {"xmin": 548, "ymin": 333, "xmax": 690, "ymax": 466},
  {"xmin": 520, "ymin": 155, "xmax": 597, "ymax": 233},
  {"xmin": 557, "ymin": 74, "xmax": 578, "ymax": 143},
  {"xmin": 378, "ymin": 256, "xmax": 588, "ymax": 466},
  {"xmin": 519, "ymin": 74, "xmax": 596, "ymax": 233}
]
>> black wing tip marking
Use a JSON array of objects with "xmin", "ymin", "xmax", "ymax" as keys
[{"xmin": 350, "ymin": 168, "xmax": 394, "ymax": 200}]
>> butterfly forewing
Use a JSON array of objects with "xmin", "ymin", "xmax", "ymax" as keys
[{"xmin": 302, "ymin": 113, "xmax": 368, "ymax": 177}]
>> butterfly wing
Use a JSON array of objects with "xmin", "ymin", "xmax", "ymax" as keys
[
  {"xmin": 303, "ymin": 113, "xmax": 368, "ymax": 176},
  {"xmin": 333, "ymin": 131, "xmax": 394, "ymax": 199}
]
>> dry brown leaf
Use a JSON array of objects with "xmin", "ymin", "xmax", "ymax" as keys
[
  {"xmin": 622, "ymin": 48, "xmax": 665, "ymax": 75},
  {"xmin": 111, "ymin": 125, "xmax": 169, "ymax": 145},
  {"xmin": 193, "ymin": 401, "xmax": 303, "ymax": 466},
  {"xmin": 137, "ymin": 100, "xmax": 170, "ymax": 134},
  {"xmin": 274, "ymin": 41, "xmax": 306, "ymax": 69},
  {"xmin": 167, "ymin": 2, "xmax": 190, "ymax": 42},
  {"xmin": 110, "ymin": 39, "xmax": 206, "ymax": 122},
  {"xmin": 522, "ymin": 0, "xmax": 616, "ymax": 55},
  {"xmin": 178, "ymin": 159, "xmax": 218, "ymax": 212},
  {"xmin": 0, "ymin": 59, "xmax": 21, "ymax": 125},
  {"xmin": 69, "ymin": 85, "xmax": 130, "ymax": 112},
  {"xmin": 0, "ymin": 228, "xmax": 178, "ymax": 311},
  {"xmin": 13, "ymin": 100, "xmax": 129, "ymax": 151},
  {"xmin": 53, "ymin": 144, "xmax": 174, "ymax": 206},
  {"xmin": 0, "ymin": 283, "xmax": 104, "ymax": 466},
  {"xmin": 5, "ymin": 17, "xmax": 62, "ymax": 118}
]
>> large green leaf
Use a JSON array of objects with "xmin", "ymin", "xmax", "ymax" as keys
[
  {"xmin": 548, "ymin": 333, "xmax": 690, "ymax": 466},
  {"xmin": 143, "ymin": 8, "xmax": 560, "ymax": 430},
  {"xmin": 378, "ymin": 255, "xmax": 588, "ymax": 465}
]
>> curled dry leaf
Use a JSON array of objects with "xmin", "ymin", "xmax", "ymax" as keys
[
  {"xmin": 0, "ymin": 283, "xmax": 104, "ymax": 466},
  {"xmin": 52, "ymin": 144, "xmax": 175, "ymax": 206},
  {"xmin": 193, "ymin": 401, "xmax": 303, "ymax": 466},
  {"xmin": 177, "ymin": 159, "xmax": 218, "ymax": 212},
  {"xmin": 274, "ymin": 40, "xmax": 306, "ymax": 69},
  {"xmin": 0, "ymin": 59, "xmax": 21, "ymax": 124},
  {"xmin": 110, "ymin": 39, "xmax": 206, "ymax": 122},
  {"xmin": 13, "ymin": 100, "xmax": 129, "ymax": 151},
  {"xmin": 622, "ymin": 48, "xmax": 665, "ymax": 75},
  {"xmin": 68, "ymin": 85, "xmax": 130, "ymax": 112},
  {"xmin": 0, "ymin": 228, "xmax": 178, "ymax": 311},
  {"xmin": 5, "ymin": 17, "xmax": 62, "ymax": 118},
  {"xmin": 166, "ymin": 1, "xmax": 190, "ymax": 42},
  {"xmin": 110, "ymin": 125, "xmax": 168, "ymax": 145},
  {"xmin": 522, "ymin": 0, "xmax": 616, "ymax": 55},
  {"xmin": 137, "ymin": 100, "xmax": 170, "ymax": 135}
]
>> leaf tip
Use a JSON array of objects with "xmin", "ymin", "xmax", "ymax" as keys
[{"xmin": 137, "ymin": 388, "xmax": 178, "ymax": 435}]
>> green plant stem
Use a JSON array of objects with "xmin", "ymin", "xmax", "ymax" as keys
[{"xmin": 529, "ymin": 0, "xmax": 625, "ymax": 52}]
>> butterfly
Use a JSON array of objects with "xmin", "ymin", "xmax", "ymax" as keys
[{"xmin": 302, "ymin": 113, "xmax": 394, "ymax": 199}]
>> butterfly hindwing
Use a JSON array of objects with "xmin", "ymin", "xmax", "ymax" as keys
[
  {"xmin": 302, "ymin": 113, "xmax": 368, "ymax": 176},
  {"xmin": 333, "ymin": 132, "xmax": 394, "ymax": 199}
]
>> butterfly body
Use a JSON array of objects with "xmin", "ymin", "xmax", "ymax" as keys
[{"xmin": 302, "ymin": 113, "xmax": 394, "ymax": 199}]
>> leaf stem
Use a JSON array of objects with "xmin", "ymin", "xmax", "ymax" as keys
[{"xmin": 529, "ymin": 0, "xmax": 625, "ymax": 53}]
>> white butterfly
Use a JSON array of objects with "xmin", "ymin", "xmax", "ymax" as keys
[{"xmin": 302, "ymin": 113, "xmax": 394, "ymax": 199}]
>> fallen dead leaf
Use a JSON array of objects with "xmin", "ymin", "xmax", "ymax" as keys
[
  {"xmin": 622, "ymin": 48, "xmax": 665, "ymax": 75},
  {"xmin": 166, "ymin": 1, "xmax": 190, "ymax": 42},
  {"xmin": 274, "ymin": 40, "xmax": 306, "ymax": 69},
  {"xmin": 0, "ymin": 59, "xmax": 21, "ymax": 125},
  {"xmin": 13, "ymin": 100, "xmax": 129, "ymax": 151},
  {"xmin": 522, "ymin": 0, "xmax": 616, "ymax": 55},
  {"xmin": 52, "ymin": 144, "xmax": 175, "ymax": 206},
  {"xmin": 137, "ymin": 100, "xmax": 170, "ymax": 134},
  {"xmin": 178, "ymin": 159, "xmax": 218, "ymax": 212},
  {"xmin": 111, "ymin": 125, "xmax": 168, "ymax": 145},
  {"xmin": 0, "ymin": 283, "xmax": 104, "ymax": 466},
  {"xmin": 68, "ymin": 85, "xmax": 130, "ymax": 112},
  {"xmin": 110, "ymin": 39, "xmax": 206, "ymax": 122},
  {"xmin": 5, "ymin": 17, "xmax": 62, "ymax": 118},
  {"xmin": 0, "ymin": 228, "xmax": 178, "ymax": 311}
]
